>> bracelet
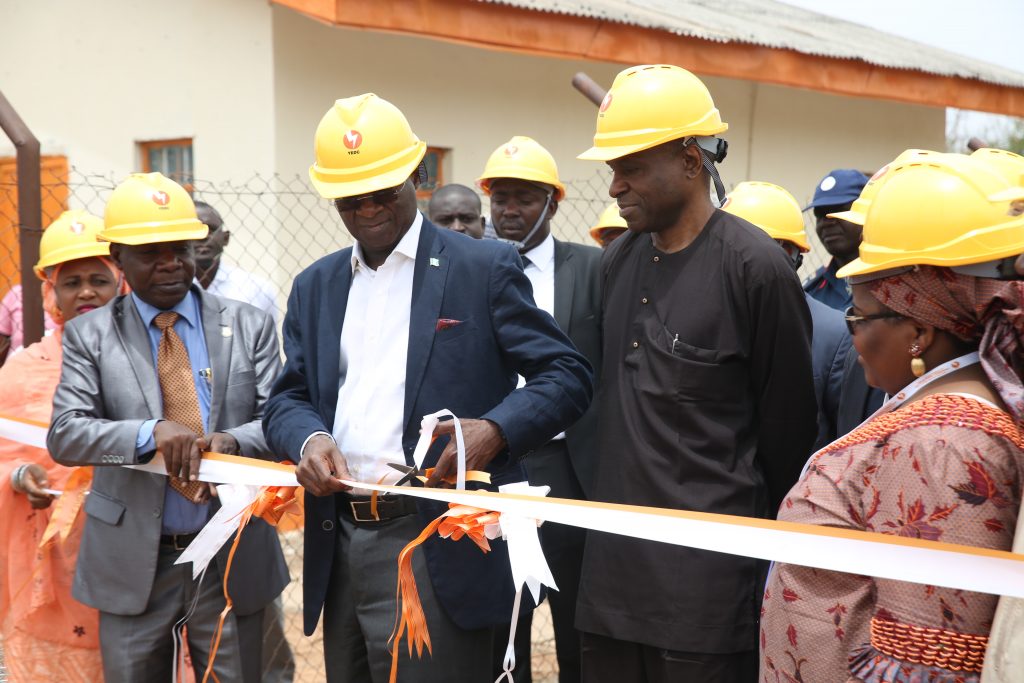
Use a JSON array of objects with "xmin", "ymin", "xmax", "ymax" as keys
[{"xmin": 10, "ymin": 464, "xmax": 29, "ymax": 493}]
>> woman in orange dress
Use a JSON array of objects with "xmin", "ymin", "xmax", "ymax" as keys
[
  {"xmin": 0, "ymin": 210, "xmax": 126, "ymax": 681},
  {"xmin": 760, "ymin": 152, "xmax": 1024, "ymax": 682}
]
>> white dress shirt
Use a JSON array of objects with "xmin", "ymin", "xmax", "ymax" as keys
[
  {"xmin": 519, "ymin": 234, "xmax": 565, "ymax": 440},
  {"xmin": 200, "ymin": 262, "xmax": 279, "ymax": 324},
  {"xmin": 332, "ymin": 212, "xmax": 423, "ymax": 492},
  {"xmin": 521, "ymin": 233, "xmax": 555, "ymax": 318}
]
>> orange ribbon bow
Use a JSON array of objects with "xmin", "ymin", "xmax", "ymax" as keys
[{"xmin": 389, "ymin": 504, "xmax": 501, "ymax": 683}]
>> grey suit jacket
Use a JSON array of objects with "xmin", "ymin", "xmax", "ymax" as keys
[
  {"xmin": 47, "ymin": 287, "xmax": 289, "ymax": 616},
  {"xmin": 553, "ymin": 239, "xmax": 602, "ymax": 497}
]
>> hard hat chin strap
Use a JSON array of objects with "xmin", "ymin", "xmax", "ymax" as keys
[
  {"xmin": 683, "ymin": 137, "xmax": 728, "ymax": 205},
  {"xmin": 496, "ymin": 192, "xmax": 554, "ymax": 253}
]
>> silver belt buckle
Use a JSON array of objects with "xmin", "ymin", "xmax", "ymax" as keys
[
  {"xmin": 349, "ymin": 500, "xmax": 381, "ymax": 522},
  {"xmin": 171, "ymin": 534, "xmax": 191, "ymax": 551}
]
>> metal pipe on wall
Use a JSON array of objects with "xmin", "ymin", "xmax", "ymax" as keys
[{"xmin": 0, "ymin": 89, "xmax": 43, "ymax": 347}]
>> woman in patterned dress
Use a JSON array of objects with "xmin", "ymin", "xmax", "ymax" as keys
[
  {"xmin": 760, "ymin": 152, "xmax": 1024, "ymax": 683},
  {"xmin": 0, "ymin": 210, "xmax": 126, "ymax": 681}
]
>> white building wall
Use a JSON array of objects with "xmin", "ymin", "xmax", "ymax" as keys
[
  {"xmin": 1, "ymin": 0, "xmax": 282, "ymax": 302},
  {"xmin": 270, "ymin": 6, "xmax": 946, "ymax": 256},
  {"xmin": 1, "ymin": 3, "xmax": 947, "ymax": 294},
  {"xmin": 0, "ymin": 0, "xmax": 276, "ymax": 180}
]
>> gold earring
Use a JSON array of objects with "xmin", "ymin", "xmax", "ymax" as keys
[{"xmin": 909, "ymin": 344, "xmax": 926, "ymax": 377}]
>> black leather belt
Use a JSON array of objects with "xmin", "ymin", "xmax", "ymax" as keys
[
  {"xmin": 160, "ymin": 532, "xmax": 200, "ymax": 551},
  {"xmin": 340, "ymin": 494, "xmax": 418, "ymax": 524}
]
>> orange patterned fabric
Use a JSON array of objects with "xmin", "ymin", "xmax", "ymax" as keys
[
  {"xmin": 154, "ymin": 311, "xmax": 207, "ymax": 502},
  {"xmin": 0, "ymin": 332, "xmax": 103, "ymax": 681},
  {"xmin": 760, "ymin": 393, "xmax": 1024, "ymax": 683},
  {"xmin": 869, "ymin": 615, "xmax": 987, "ymax": 673}
]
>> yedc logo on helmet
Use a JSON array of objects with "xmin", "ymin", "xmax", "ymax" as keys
[
  {"xmin": 837, "ymin": 153, "xmax": 1024, "ymax": 279},
  {"xmin": 477, "ymin": 136, "xmax": 566, "ymax": 201},
  {"xmin": 34, "ymin": 209, "xmax": 110, "ymax": 279},
  {"xmin": 99, "ymin": 173, "xmax": 207, "ymax": 246},
  {"xmin": 343, "ymin": 130, "xmax": 363, "ymax": 152},
  {"xmin": 578, "ymin": 64, "xmax": 728, "ymax": 162},
  {"xmin": 309, "ymin": 93, "xmax": 427, "ymax": 200},
  {"xmin": 722, "ymin": 182, "xmax": 809, "ymax": 252}
]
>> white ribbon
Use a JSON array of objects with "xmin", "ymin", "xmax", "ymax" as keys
[
  {"xmin": 126, "ymin": 453, "xmax": 299, "ymax": 487},
  {"xmin": 175, "ymin": 483, "xmax": 262, "ymax": 577},
  {"xmin": 494, "ymin": 482, "xmax": 557, "ymax": 683},
  {"xmin": 8, "ymin": 400, "xmax": 1024, "ymax": 601},
  {"xmin": 339, "ymin": 481, "xmax": 1024, "ymax": 600},
  {"xmin": 411, "ymin": 409, "xmax": 466, "ymax": 490},
  {"xmin": 0, "ymin": 416, "xmax": 47, "ymax": 448}
]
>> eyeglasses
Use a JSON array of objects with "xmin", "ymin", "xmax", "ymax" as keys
[
  {"xmin": 334, "ymin": 182, "xmax": 406, "ymax": 212},
  {"xmin": 844, "ymin": 306, "xmax": 906, "ymax": 335}
]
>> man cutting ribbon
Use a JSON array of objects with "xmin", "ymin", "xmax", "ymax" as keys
[
  {"xmin": 46, "ymin": 173, "xmax": 288, "ymax": 683},
  {"xmin": 262, "ymin": 93, "xmax": 592, "ymax": 683}
]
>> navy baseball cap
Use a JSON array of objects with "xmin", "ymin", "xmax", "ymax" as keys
[{"xmin": 804, "ymin": 169, "xmax": 869, "ymax": 211}]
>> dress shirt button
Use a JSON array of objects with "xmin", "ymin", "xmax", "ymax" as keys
[
  {"xmin": 641, "ymin": 297, "xmax": 648, "ymax": 304},
  {"xmin": 152, "ymin": 507, "xmax": 161, "ymax": 518},
  {"xmin": 322, "ymin": 519, "xmax": 335, "ymax": 532},
  {"xmin": 653, "ymin": 256, "xmax": 660, "ymax": 263},
  {"xmin": 632, "ymin": 341, "xmax": 639, "ymax": 348}
]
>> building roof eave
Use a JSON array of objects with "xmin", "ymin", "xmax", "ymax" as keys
[{"xmin": 272, "ymin": 0, "xmax": 1024, "ymax": 117}]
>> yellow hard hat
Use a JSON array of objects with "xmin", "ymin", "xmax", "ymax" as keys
[
  {"xmin": 34, "ymin": 209, "xmax": 110, "ymax": 279},
  {"xmin": 837, "ymin": 153, "xmax": 1024, "ymax": 278},
  {"xmin": 827, "ymin": 150, "xmax": 940, "ymax": 226},
  {"xmin": 579, "ymin": 64, "xmax": 728, "ymax": 161},
  {"xmin": 970, "ymin": 148, "xmax": 1024, "ymax": 186},
  {"xmin": 721, "ymin": 182, "xmax": 809, "ymax": 252},
  {"xmin": 589, "ymin": 202, "xmax": 628, "ymax": 243},
  {"xmin": 99, "ymin": 173, "xmax": 207, "ymax": 245},
  {"xmin": 477, "ymin": 136, "xmax": 566, "ymax": 201},
  {"xmin": 309, "ymin": 93, "xmax": 427, "ymax": 199}
]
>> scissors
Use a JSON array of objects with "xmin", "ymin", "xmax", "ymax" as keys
[{"xmin": 387, "ymin": 463, "xmax": 425, "ymax": 487}]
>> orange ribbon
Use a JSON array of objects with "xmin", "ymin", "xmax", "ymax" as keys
[
  {"xmin": 388, "ymin": 504, "xmax": 500, "ymax": 683},
  {"xmin": 38, "ymin": 466, "xmax": 93, "ymax": 548}
]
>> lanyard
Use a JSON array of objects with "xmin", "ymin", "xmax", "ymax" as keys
[
  {"xmin": 865, "ymin": 351, "xmax": 981, "ymax": 422},
  {"xmin": 799, "ymin": 351, "xmax": 981, "ymax": 479}
]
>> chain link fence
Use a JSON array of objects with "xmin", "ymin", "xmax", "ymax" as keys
[{"xmin": 0, "ymin": 167, "xmax": 830, "ymax": 682}]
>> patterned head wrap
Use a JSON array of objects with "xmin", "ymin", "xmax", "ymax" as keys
[
  {"xmin": 869, "ymin": 266, "xmax": 1024, "ymax": 424},
  {"xmin": 41, "ymin": 256, "xmax": 129, "ymax": 326}
]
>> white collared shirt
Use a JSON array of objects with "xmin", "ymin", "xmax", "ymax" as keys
[
  {"xmin": 200, "ymin": 262, "xmax": 279, "ymax": 324},
  {"xmin": 521, "ymin": 233, "xmax": 555, "ymax": 319},
  {"xmin": 519, "ymin": 234, "xmax": 565, "ymax": 440},
  {"xmin": 332, "ymin": 211, "xmax": 423, "ymax": 490}
]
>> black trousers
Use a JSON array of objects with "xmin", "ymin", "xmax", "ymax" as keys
[
  {"xmin": 492, "ymin": 439, "xmax": 587, "ymax": 683},
  {"xmin": 581, "ymin": 632, "xmax": 758, "ymax": 683}
]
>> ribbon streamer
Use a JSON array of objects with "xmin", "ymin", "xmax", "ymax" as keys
[{"xmin": 494, "ymin": 482, "xmax": 556, "ymax": 683}]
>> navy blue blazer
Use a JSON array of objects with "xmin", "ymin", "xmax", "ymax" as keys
[
  {"xmin": 263, "ymin": 219, "xmax": 593, "ymax": 634},
  {"xmin": 807, "ymin": 294, "xmax": 852, "ymax": 453}
]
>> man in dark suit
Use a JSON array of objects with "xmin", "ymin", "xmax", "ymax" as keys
[
  {"xmin": 47, "ymin": 173, "xmax": 289, "ymax": 682},
  {"xmin": 262, "ymin": 95, "xmax": 592, "ymax": 683},
  {"xmin": 478, "ymin": 135, "xmax": 601, "ymax": 683}
]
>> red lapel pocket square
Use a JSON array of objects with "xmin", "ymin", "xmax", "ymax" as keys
[{"xmin": 436, "ymin": 318, "xmax": 463, "ymax": 331}]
